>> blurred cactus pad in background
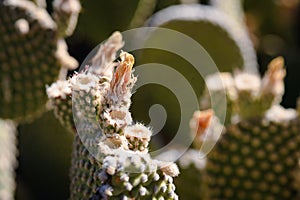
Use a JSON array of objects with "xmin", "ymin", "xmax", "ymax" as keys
[
  {"xmin": 0, "ymin": 0, "xmax": 79, "ymax": 122},
  {"xmin": 0, "ymin": 0, "xmax": 300, "ymax": 200}
]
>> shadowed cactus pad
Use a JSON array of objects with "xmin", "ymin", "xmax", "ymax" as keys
[
  {"xmin": 146, "ymin": 4, "xmax": 257, "ymax": 72},
  {"xmin": 0, "ymin": 0, "xmax": 78, "ymax": 122}
]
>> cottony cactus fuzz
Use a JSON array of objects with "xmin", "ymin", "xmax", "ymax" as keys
[
  {"xmin": 47, "ymin": 32, "xmax": 179, "ymax": 200},
  {"xmin": 0, "ymin": 0, "xmax": 80, "ymax": 122},
  {"xmin": 186, "ymin": 57, "xmax": 300, "ymax": 200}
]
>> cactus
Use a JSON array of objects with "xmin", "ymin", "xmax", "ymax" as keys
[
  {"xmin": 46, "ymin": 80, "xmax": 74, "ymax": 131},
  {"xmin": 156, "ymin": 109, "xmax": 221, "ymax": 200},
  {"xmin": 145, "ymin": 4, "xmax": 257, "ymax": 73},
  {"xmin": 129, "ymin": 0, "xmax": 158, "ymax": 28},
  {"xmin": 156, "ymin": 148, "xmax": 208, "ymax": 200},
  {"xmin": 206, "ymin": 108, "xmax": 300, "ymax": 199},
  {"xmin": 175, "ymin": 56, "xmax": 300, "ymax": 199},
  {"xmin": 0, "ymin": 0, "xmax": 80, "ymax": 122},
  {"xmin": 131, "ymin": 3, "xmax": 258, "ymax": 145},
  {"xmin": 203, "ymin": 57, "xmax": 300, "ymax": 199},
  {"xmin": 0, "ymin": 120, "xmax": 17, "ymax": 200},
  {"xmin": 0, "ymin": 0, "xmax": 80, "ymax": 199},
  {"xmin": 47, "ymin": 32, "xmax": 180, "ymax": 199}
]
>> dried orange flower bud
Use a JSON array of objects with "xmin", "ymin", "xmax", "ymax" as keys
[
  {"xmin": 109, "ymin": 52, "xmax": 135, "ymax": 101},
  {"xmin": 190, "ymin": 109, "xmax": 214, "ymax": 138}
]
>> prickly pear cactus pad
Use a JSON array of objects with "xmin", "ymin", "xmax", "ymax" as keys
[
  {"xmin": 189, "ymin": 57, "xmax": 300, "ymax": 199},
  {"xmin": 146, "ymin": 4, "xmax": 257, "ymax": 73},
  {"xmin": 48, "ymin": 32, "xmax": 180, "ymax": 199},
  {"xmin": 207, "ymin": 109, "xmax": 300, "ymax": 200},
  {"xmin": 0, "ymin": 0, "xmax": 79, "ymax": 122}
]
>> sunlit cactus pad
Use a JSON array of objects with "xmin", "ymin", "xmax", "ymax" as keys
[{"xmin": 0, "ymin": 0, "xmax": 77, "ymax": 122}]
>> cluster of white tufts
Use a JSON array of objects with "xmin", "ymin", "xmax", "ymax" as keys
[
  {"xmin": 206, "ymin": 57, "xmax": 285, "ymax": 102},
  {"xmin": 202, "ymin": 56, "xmax": 287, "ymax": 120}
]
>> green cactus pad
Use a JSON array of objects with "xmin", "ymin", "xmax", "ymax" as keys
[
  {"xmin": 206, "ymin": 117, "xmax": 300, "ymax": 200},
  {"xmin": 145, "ymin": 4, "xmax": 257, "ymax": 73},
  {"xmin": 0, "ymin": 0, "xmax": 77, "ymax": 122}
]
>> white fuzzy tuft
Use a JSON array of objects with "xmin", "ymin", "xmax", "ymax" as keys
[
  {"xmin": 15, "ymin": 19, "xmax": 29, "ymax": 34},
  {"xmin": 234, "ymin": 72, "xmax": 261, "ymax": 95},
  {"xmin": 46, "ymin": 80, "xmax": 71, "ymax": 99},
  {"xmin": 160, "ymin": 162, "xmax": 180, "ymax": 177},
  {"xmin": 265, "ymin": 105, "xmax": 298, "ymax": 123}
]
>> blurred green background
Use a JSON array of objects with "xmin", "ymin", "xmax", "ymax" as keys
[{"xmin": 15, "ymin": 0, "xmax": 300, "ymax": 199}]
